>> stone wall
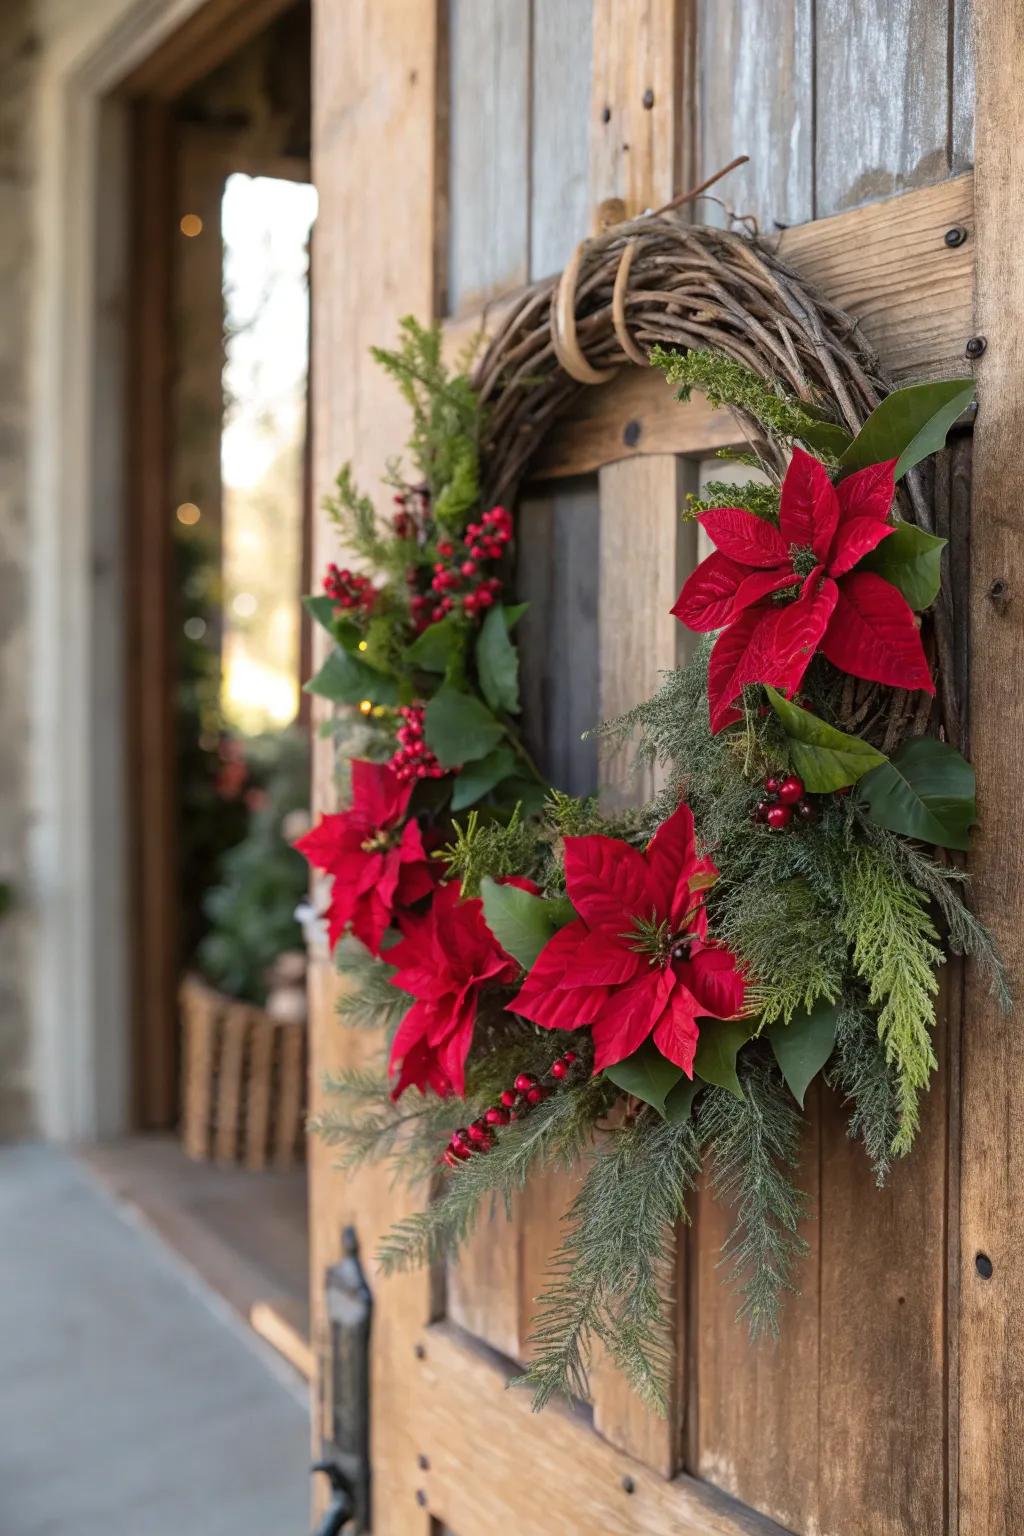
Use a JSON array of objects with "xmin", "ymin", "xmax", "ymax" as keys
[{"xmin": 0, "ymin": 0, "xmax": 36, "ymax": 1136}]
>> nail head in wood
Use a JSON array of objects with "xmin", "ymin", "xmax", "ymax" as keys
[
  {"xmin": 642, "ymin": 88, "xmax": 655, "ymax": 109},
  {"xmin": 965, "ymin": 335, "xmax": 987, "ymax": 358},
  {"xmin": 415, "ymin": 1489, "xmax": 427, "ymax": 1507},
  {"xmin": 601, "ymin": 104, "xmax": 611, "ymax": 124},
  {"xmin": 417, "ymin": 1454, "xmax": 429, "ymax": 1471},
  {"xmin": 976, "ymin": 1252, "xmax": 994, "ymax": 1279},
  {"xmin": 987, "ymin": 577, "xmax": 1010, "ymax": 612},
  {"xmin": 621, "ymin": 1475, "xmax": 636, "ymax": 1495},
  {"xmin": 414, "ymin": 1342, "xmax": 426, "ymax": 1359},
  {"xmin": 623, "ymin": 419, "xmax": 642, "ymax": 448},
  {"xmin": 944, "ymin": 225, "xmax": 968, "ymax": 248}
]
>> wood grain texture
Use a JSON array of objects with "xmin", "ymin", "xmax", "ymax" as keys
[
  {"xmin": 959, "ymin": 4, "xmax": 1024, "ymax": 1531},
  {"xmin": 697, "ymin": 0, "xmax": 813, "ymax": 233},
  {"xmin": 531, "ymin": 0, "xmax": 594, "ymax": 280},
  {"xmin": 309, "ymin": 2, "xmax": 442, "ymax": 1527},
  {"xmin": 446, "ymin": 1194, "xmax": 523, "ymax": 1362},
  {"xmin": 446, "ymin": 0, "xmax": 530, "ymax": 315},
  {"xmin": 952, "ymin": 0, "xmax": 977, "ymax": 172},
  {"xmin": 516, "ymin": 481, "xmax": 601, "ymax": 796},
  {"xmin": 598, "ymin": 456, "xmax": 697, "ymax": 809},
  {"xmin": 412, "ymin": 1323, "xmax": 791, "ymax": 1536},
  {"xmin": 591, "ymin": 0, "xmax": 684, "ymax": 216},
  {"xmin": 814, "ymin": 0, "xmax": 951, "ymax": 216}
]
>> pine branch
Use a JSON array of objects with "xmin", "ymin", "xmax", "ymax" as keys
[
  {"xmin": 334, "ymin": 936, "xmax": 411, "ymax": 1036},
  {"xmin": 699, "ymin": 1057, "xmax": 809, "ymax": 1338},
  {"xmin": 826, "ymin": 1008, "xmax": 902, "ymax": 1186},
  {"xmin": 376, "ymin": 1076, "xmax": 610, "ymax": 1275},
  {"xmin": 522, "ymin": 1114, "xmax": 700, "ymax": 1413}
]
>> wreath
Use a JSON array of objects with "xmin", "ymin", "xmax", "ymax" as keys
[{"xmin": 297, "ymin": 218, "xmax": 1007, "ymax": 1414}]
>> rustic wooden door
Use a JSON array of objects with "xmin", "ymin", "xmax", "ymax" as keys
[{"xmin": 307, "ymin": 3, "xmax": 1020, "ymax": 1532}]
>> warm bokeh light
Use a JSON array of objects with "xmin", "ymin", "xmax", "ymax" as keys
[
  {"xmin": 183, "ymin": 616, "xmax": 207, "ymax": 641},
  {"xmin": 176, "ymin": 501, "xmax": 201, "ymax": 525},
  {"xmin": 231, "ymin": 591, "xmax": 258, "ymax": 618},
  {"xmin": 179, "ymin": 213, "xmax": 203, "ymax": 238}
]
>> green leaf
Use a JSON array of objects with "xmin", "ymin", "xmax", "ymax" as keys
[
  {"xmin": 603, "ymin": 1040, "xmax": 683, "ymax": 1118},
  {"xmin": 767, "ymin": 999, "xmax": 840, "ymax": 1108},
  {"xmin": 693, "ymin": 1019, "xmax": 751, "ymax": 1101},
  {"xmin": 404, "ymin": 615, "xmax": 461, "ymax": 672},
  {"xmin": 664, "ymin": 1075, "xmax": 701, "ymax": 1124},
  {"xmin": 766, "ymin": 688, "xmax": 888, "ymax": 790},
  {"xmin": 856, "ymin": 735, "xmax": 977, "ymax": 850},
  {"xmin": 304, "ymin": 648, "xmax": 398, "ymax": 707},
  {"xmin": 859, "ymin": 523, "xmax": 947, "ymax": 611},
  {"xmin": 797, "ymin": 420, "xmax": 853, "ymax": 458},
  {"xmin": 480, "ymin": 877, "xmax": 555, "ymax": 969},
  {"xmin": 476, "ymin": 603, "xmax": 521, "ymax": 714},
  {"xmin": 838, "ymin": 378, "xmax": 975, "ymax": 482},
  {"xmin": 302, "ymin": 593, "xmax": 338, "ymax": 633},
  {"xmin": 423, "ymin": 688, "xmax": 505, "ymax": 767},
  {"xmin": 503, "ymin": 602, "xmax": 529, "ymax": 631},
  {"xmin": 546, "ymin": 895, "xmax": 577, "ymax": 930},
  {"xmin": 450, "ymin": 747, "xmax": 518, "ymax": 811}
]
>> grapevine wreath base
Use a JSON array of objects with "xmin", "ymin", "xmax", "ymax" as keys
[{"xmin": 297, "ymin": 206, "xmax": 1006, "ymax": 1414}]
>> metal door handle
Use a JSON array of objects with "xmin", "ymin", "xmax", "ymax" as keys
[{"xmin": 310, "ymin": 1461, "xmax": 356, "ymax": 1536}]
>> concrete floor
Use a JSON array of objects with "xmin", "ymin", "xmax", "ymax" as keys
[{"xmin": 0, "ymin": 1143, "xmax": 311, "ymax": 1536}]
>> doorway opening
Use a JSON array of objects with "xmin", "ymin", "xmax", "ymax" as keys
[{"xmin": 84, "ymin": 0, "xmax": 315, "ymax": 1383}]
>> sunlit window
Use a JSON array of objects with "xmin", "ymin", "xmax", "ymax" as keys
[{"xmin": 220, "ymin": 173, "xmax": 318, "ymax": 733}]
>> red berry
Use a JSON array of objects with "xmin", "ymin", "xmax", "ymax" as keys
[
  {"xmin": 563, "ymin": 1051, "xmax": 577, "ymax": 1065},
  {"xmin": 499, "ymin": 1089, "xmax": 517, "ymax": 1108},
  {"xmin": 753, "ymin": 800, "xmax": 770, "ymax": 823},
  {"xmin": 514, "ymin": 1073, "xmax": 536, "ymax": 1093},
  {"xmin": 437, "ymin": 541, "xmax": 454, "ymax": 557},
  {"xmin": 525, "ymin": 1085, "xmax": 546, "ymax": 1106},
  {"xmin": 467, "ymin": 1120, "xmax": 490, "ymax": 1145},
  {"xmin": 476, "ymin": 589, "xmax": 494, "ymax": 608},
  {"xmin": 764, "ymin": 776, "xmax": 781, "ymax": 794},
  {"xmin": 550, "ymin": 1060, "xmax": 568, "ymax": 1079},
  {"xmin": 777, "ymin": 775, "xmax": 804, "ymax": 806},
  {"xmin": 460, "ymin": 560, "xmax": 477, "ymax": 577},
  {"xmin": 485, "ymin": 1106, "xmax": 510, "ymax": 1126},
  {"xmin": 766, "ymin": 804, "xmax": 793, "ymax": 830}
]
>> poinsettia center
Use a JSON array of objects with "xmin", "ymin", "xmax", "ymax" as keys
[
  {"xmin": 789, "ymin": 543, "xmax": 819, "ymax": 580},
  {"xmin": 626, "ymin": 912, "xmax": 696, "ymax": 968},
  {"xmin": 360, "ymin": 827, "xmax": 398, "ymax": 854}
]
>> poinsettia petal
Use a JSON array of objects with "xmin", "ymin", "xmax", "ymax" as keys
[
  {"xmin": 510, "ymin": 920, "xmax": 599, "ymax": 1030},
  {"xmin": 568, "ymin": 929, "xmax": 645, "ymax": 986},
  {"xmin": 822, "ymin": 570, "xmax": 935, "ymax": 693},
  {"xmin": 827, "ymin": 516, "xmax": 895, "ymax": 578},
  {"xmin": 435, "ymin": 994, "xmax": 477, "ymax": 1097},
  {"xmin": 697, "ymin": 507, "xmax": 789, "ymax": 568},
  {"xmin": 590, "ymin": 968, "xmax": 674, "ymax": 1072},
  {"xmin": 706, "ymin": 578, "xmax": 837, "ymax": 734},
  {"xmin": 351, "ymin": 890, "xmax": 391, "ymax": 956},
  {"xmin": 294, "ymin": 813, "xmax": 350, "ymax": 873},
  {"xmin": 779, "ymin": 445, "xmax": 840, "ymax": 561},
  {"xmin": 563, "ymin": 835, "xmax": 655, "ymax": 930},
  {"xmin": 732, "ymin": 567, "xmax": 800, "ymax": 611},
  {"xmin": 644, "ymin": 802, "xmax": 707, "ymax": 922},
  {"xmin": 671, "ymin": 552, "xmax": 751, "ymax": 632},
  {"xmin": 351, "ymin": 758, "xmax": 412, "ymax": 829},
  {"xmin": 680, "ymin": 945, "xmax": 746, "ymax": 1019},
  {"xmin": 651, "ymin": 984, "xmax": 701, "ymax": 1076},
  {"xmin": 835, "ymin": 458, "xmax": 896, "ymax": 524}
]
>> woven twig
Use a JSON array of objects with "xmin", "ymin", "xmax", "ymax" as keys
[{"xmin": 471, "ymin": 213, "xmax": 958, "ymax": 745}]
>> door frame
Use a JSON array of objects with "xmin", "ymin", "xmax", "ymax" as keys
[{"xmin": 26, "ymin": 0, "xmax": 299, "ymax": 1140}]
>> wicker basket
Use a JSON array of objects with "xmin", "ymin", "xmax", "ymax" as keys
[{"xmin": 179, "ymin": 974, "xmax": 307, "ymax": 1168}]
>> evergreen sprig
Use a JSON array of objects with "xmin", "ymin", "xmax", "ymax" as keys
[{"xmin": 649, "ymin": 345, "xmax": 838, "ymax": 452}]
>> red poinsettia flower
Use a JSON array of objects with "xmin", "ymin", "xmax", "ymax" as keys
[
  {"xmin": 294, "ymin": 759, "xmax": 435, "ymax": 956},
  {"xmin": 509, "ymin": 803, "xmax": 745, "ymax": 1077},
  {"xmin": 388, "ymin": 882, "xmax": 519, "ymax": 1099},
  {"xmin": 672, "ymin": 447, "xmax": 935, "ymax": 732}
]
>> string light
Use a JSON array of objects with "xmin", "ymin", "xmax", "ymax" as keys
[
  {"xmin": 176, "ymin": 502, "xmax": 201, "ymax": 526},
  {"xmin": 179, "ymin": 213, "xmax": 203, "ymax": 238},
  {"xmin": 358, "ymin": 640, "xmax": 368, "ymax": 652},
  {"xmin": 359, "ymin": 699, "xmax": 373, "ymax": 715}
]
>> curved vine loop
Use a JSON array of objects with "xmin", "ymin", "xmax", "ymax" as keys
[{"xmin": 471, "ymin": 213, "xmax": 960, "ymax": 748}]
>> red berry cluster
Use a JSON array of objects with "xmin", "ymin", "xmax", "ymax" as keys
[
  {"xmin": 423, "ymin": 506, "xmax": 513, "ymax": 627},
  {"xmin": 442, "ymin": 1051, "xmax": 578, "ymax": 1168},
  {"xmin": 324, "ymin": 563, "xmax": 376, "ymax": 616},
  {"xmin": 389, "ymin": 703, "xmax": 446, "ymax": 783},
  {"xmin": 753, "ymin": 773, "xmax": 816, "ymax": 830}
]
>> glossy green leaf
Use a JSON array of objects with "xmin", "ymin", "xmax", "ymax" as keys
[
  {"xmin": 404, "ymin": 615, "xmax": 462, "ymax": 672},
  {"xmin": 766, "ymin": 687, "xmax": 888, "ymax": 790},
  {"xmin": 546, "ymin": 895, "xmax": 577, "ymax": 930},
  {"xmin": 856, "ymin": 735, "xmax": 977, "ymax": 850},
  {"xmin": 480, "ymin": 877, "xmax": 555, "ymax": 970},
  {"xmin": 304, "ymin": 648, "xmax": 399, "ymax": 707},
  {"xmin": 488, "ymin": 777, "xmax": 549, "ymax": 820},
  {"xmin": 302, "ymin": 593, "xmax": 338, "ymax": 633},
  {"xmin": 858, "ymin": 523, "xmax": 947, "ymax": 612},
  {"xmin": 450, "ymin": 747, "xmax": 518, "ymax": 811},
  {"xmin": 797, "ymin": 420, "xmax": 853, "ymax": 458},
  {"xmin": 476, "ymin": 603, "xmax": 521, "ymax": 714},
  {"xmin": 604, "ymin": 1040, "xmax": 684, "ymax": 1118},
  {"xmin": 664, "ymin": 1075, "xmax": 701, "ymax": 1124},
  {"xmin": 767, "ymin": 999, "xmax": 841, "ymax": 1108},
  {"xmin": 693, "ymin": 1019, "xmax": 751, "ymax": 1101},
  {"xmin": 423, "ymin": 688, "xmax": 505, "ymax": 768},
  {"xmin": 503, "ymin": 602, "xmax": 529, "ymax": 631},
  {"xmin": 838, "ymin": 378, "xmax": 975, "ymax": 482}
]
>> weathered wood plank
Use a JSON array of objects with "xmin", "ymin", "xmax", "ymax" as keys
[
  {"xmin": 952, "ymin": 0, "xmax": 976, "ymax": 173},
  {"xmin": 446, "ymin": 0, "xmax": 530, "ymax": 315},
  {"xmin": 516, "ymin": 482, "xmax": 601, "ymax": 796},
  {"xmin": 531, "ymin": 0, "xmax": 594, "ymax": 279},
  {"xmin": 590, "ymin": 0, "xmax": 685, "ymax": 218},
  {"xmin": 697, "ymin": 0, "xmax": 814, "ymax": 234},
  {"xmin": 958, "ymin": 4, "xmax": 1024, "ymax": 1532},
  {"xmin": 689, "ymin": 1098, "xmax": 821, "ymax": 1533},
  {"xmin": 446, "ymin": 1197, "xmax": 523, "ymax": 1363},
  {"xmin": 814, "ymin": 0, "xmax": 951, "ymax": 216}
]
